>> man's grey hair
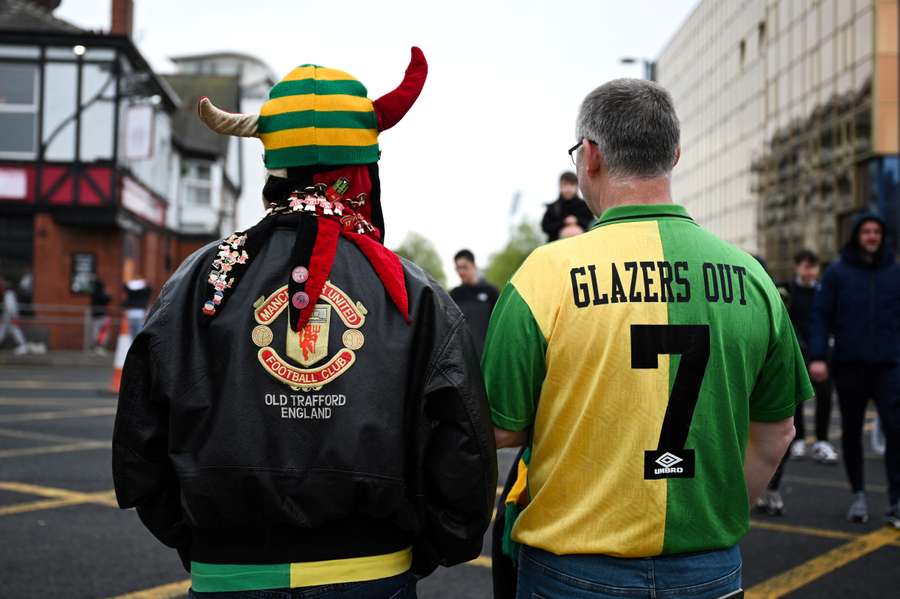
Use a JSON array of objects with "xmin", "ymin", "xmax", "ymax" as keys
[{"xmin": 575, "ymin": 78, "xmax": 680, "ymax": 179}]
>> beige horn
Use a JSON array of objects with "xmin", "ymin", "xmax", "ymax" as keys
[{"xmin": 197, "ymin": 97, "xmax": 258, "ymax": 137}]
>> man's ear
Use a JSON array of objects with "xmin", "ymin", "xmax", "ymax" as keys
[
  {"xmin": 673, "ymin": 146, "xmax": 681, "ymax": 168},
  {"xmin": 584, "ymin": 139, "xmax": 604, "ymax": 176}
]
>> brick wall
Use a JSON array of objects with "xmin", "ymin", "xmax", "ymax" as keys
[{"xmin": 29, "ymin": 215, "xmax": 179, "ymax": 350}]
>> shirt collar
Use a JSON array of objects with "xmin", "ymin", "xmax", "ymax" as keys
[{"xmin": 591, "ymin": 203, "xmax": 694, "ymax": 229}]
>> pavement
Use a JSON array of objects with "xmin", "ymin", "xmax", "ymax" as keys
[{"xmin": 0, "ymin": 360, "xmax": 898, "ymax": 598}]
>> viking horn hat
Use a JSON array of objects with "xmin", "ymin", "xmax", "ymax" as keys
[{"xmin": 197, "ymin": 47, "xmax": 427, "ymax": 163}]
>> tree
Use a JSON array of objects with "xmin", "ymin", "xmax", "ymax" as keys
[
  {"xmin": 393, "ymin": 232, "xmax": 447, "ymax": 287},
  {"xmin": 484, "ymin": 220, "xmax": 543, "ymax": 288}
]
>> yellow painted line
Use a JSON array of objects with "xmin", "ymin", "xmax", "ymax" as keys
[
  {"xmin": 0, "ymin": 482, "xmax": 117, "ymax": 516},
  {"xmin": 0, "ymin": 426, "xmax": 97, "ymax": 444},
  {"xmin": 0, "ymin": 406, "xmax": 117, "ymax": 423},
  {"xmin": 0, "ymin": 441, "xmax": 109, "ymax": 459},
  {"xmin": 468, "ymin": 555, "xmax": 492, "ymax": 568},
  {"xmin": 751, "ymin": 519, "xmax": 858, "ymax": 542},
  {"xmin": 750, "ymin": 519, "xmax": 900, "ymax": 548},
  {"xmin": 0, "ymin": 380, "xmax": 105, "ymax": 390},
  {"xmin": 108, "ymin": 578, "xmax": 190, "ymax": 599},
  {"xmin": 0, "ymin": 481, "xmax": 118, "ymax": 504},
  {"xmin": 0, "ymin": 496, "xmax": 95, "ymax": 515},
  {"xmin": 783, "ymin": 474, "xmax": 887, "ymax": 494},
  {"xmin": 745, "ymin": 527, "xmax": 900, "ymax": 598}
]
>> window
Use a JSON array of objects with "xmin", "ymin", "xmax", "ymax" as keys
[
  {"xmin": 181, "ymin": 161, "xmax": 213, "ymax": 206},
  {"xmin": 0, "ymin": 63, "xmax": 38, "ymax": 157}
]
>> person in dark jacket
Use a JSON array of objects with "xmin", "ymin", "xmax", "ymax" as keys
[
  {"xmin": 112, "ymin": 48, "xmax": 497, "ymax": 598},
  {"xmin": 449, "ymin": 249, "xmax": 498, "ymax": 357},
  {"xmin": 90, "ymin": 279, "xmax": 111, "ymax": 352},
  {"xmin": 540, "ymin": 171, "xmax": 593, "ymax": 241},
  {"xmin": 759, "ymin": 250, "xmax": 838, "ymax": 515},
  {"xmin": 808, "ymin": 213, "xmax": 900, "ymax": 528}
]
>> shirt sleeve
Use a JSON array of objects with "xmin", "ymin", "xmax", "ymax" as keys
[
  {"xmin": 481, "ymin": 282, "xmax": 548, "ymax": 431},
  {"xmin": 748, "ymin": 296, "xmax": 815, "ymax": 422}
]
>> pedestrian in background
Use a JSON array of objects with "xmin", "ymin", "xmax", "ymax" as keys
[
  {"xmin": 483, "ymin": 78, "xmax": 809, "ymax": 598},
  {"xmin": 758, "ymin": 249, "xmax": 838, "ymax": 516},
  {"xmin": 783, "ymin": 250, "xmax": 838, "ymax": 464},
  {"xmin": 808, "ymin": 213, "xmax": 900, "ymax": 528},
  {"xmin": 90, "ymin": 278, "xmax": 111, "ymax": 353},
  {"xmin": 449, "ymin": 249, "xmax": 499, "ymax": 357},
  {"xmin": 122, "ymin": 278, "xmax": 151, "ymax": 338},
  {"xmin": 0, "ymin": 279, "xmax": 28, "ymax": 355},
  {"xmin": 540, "ymin": 171, "xmax": 593, "ymax": 241}
]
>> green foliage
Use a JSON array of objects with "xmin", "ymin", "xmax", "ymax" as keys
[
  {"xmin": 393, "ymin": 232, "xmax": 447, "ymax": 287},
  {"xmin": 484, "ymin": 220, "xmax": 543, "ymax": 288}
]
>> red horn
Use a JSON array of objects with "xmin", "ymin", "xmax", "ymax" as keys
[{"xmin": 373, "ymin": 47, "xmax": 428, "ymax": 132}]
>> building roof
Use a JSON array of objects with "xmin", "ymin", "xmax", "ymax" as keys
[
  {"xmin": 0, "ymin": 0, "xmax": 83, "ymax": 34},
  {"xmin": 163, "ymin": 73, "xmax": 241, "ymax": 158},
  {"xmin": 170, "ymin": 50, "xmax": 271, "ymax": 67}
]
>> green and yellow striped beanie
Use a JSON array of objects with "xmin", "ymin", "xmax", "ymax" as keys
[{"xmin": 257, "ymin": 65, "xmax": 379, "ymax": 168}]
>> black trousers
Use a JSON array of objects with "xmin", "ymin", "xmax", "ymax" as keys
[
  {"xmin": 833, "ymin": 364, "xmax": 900, "ymax": 505},
  {"xmin": 795, "ymin": 378, "xmax": 834, "ymax": 442}
]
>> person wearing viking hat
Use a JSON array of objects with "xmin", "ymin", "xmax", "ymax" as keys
[{"xmin": 112, "ymin": 48, "xmax": 497, "ymax": 597}]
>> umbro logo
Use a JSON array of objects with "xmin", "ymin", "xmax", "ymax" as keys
[
  {"xmin": 655, "ymin": 452, "xmax": 683, "ymax": 469},
  {"xmin": 644, "ymin": 449, "xmax": 695, "ymax": 479}
]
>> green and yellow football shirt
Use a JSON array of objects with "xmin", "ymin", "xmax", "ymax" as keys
[{"xmin": 482, "ymin": 203, "xmax": 812, "ymax": 558}]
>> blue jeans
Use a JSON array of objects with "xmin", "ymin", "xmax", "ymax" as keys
[
  {"xmin": 516, "ymin": 545, "xmax": 742, "ymax": 599},
  {"xmin": 189, "ymin": 571, "xmax": 417, "ymax": 599}
]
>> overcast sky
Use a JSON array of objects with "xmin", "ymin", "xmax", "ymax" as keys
[{"xmin": 57, "ymin": 0, "xmax": 698, "ymax": 281}]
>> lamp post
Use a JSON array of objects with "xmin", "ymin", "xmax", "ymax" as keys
[{"xmin": 620, "ymin": 57, "xmax": 656, "ymax": 81}]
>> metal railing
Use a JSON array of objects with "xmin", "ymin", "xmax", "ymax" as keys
[{"xmin": 14, "ymin": 304, "xmax": 124, "ymax": 351}]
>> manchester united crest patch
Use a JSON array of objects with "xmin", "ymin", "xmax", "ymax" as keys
[{"xmin": 251, "ymin": 281, "xmax": 367, "ymax": 391}]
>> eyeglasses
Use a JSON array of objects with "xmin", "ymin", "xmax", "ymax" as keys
[{"xmin": 568, "ymin": 139, "xmax": 596, "ymax": 166}]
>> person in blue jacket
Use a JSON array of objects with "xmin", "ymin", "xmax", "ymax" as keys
[{"xmin": 808, "ymin": 212, "xmax": 900, "ymax": 528}]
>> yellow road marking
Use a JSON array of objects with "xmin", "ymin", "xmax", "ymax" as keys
[
  {"xmin": 751, "ymin": 519, "xmax": 900, "ymax": 548},
  {"xmin": 782, "ymin": 474, "xmax": 887, "ymax": 494},
  {"xmin": 0, "ymin": 440, "xmax": 109, "ymax": 459},
  {"xmin": 0, "ymin": 482, "xmax": 117, "ymax": 516},
  {"xmin": 0, "ymin": 380, "xmax": 106, "ymax": 390},
  {"xmin": 0, "ymin": 426, "xmax": 98, "ymax": 444},
  {"xmin": 745, "ymin": 527, "xmax": 900, "ymax": 598},
  {"xmin": 108, "ymin": 579, "xmax": 190, "ymax": 599},
  {"xmin": 751, "ymin": 519, "xmax": 857, "ymax": 542},
  {"xmin": 0, "ymin": 406, "xmax": 117, "ymax": 423}
]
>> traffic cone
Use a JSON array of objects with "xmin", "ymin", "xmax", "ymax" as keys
[{"xmin": 109, "ymin": 316, "xmax": 132, "ymax": 393}]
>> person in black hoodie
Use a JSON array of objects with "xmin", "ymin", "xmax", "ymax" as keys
[
  {"xmin": 540, "ymin": 171, "xmax": 593, "ymax": 241},
  {"xmin": 809, "ymin": 213, "xmax": 900, "ymax": 528},
  {"xmin": 112, "ymin": 49, "xmax": 497, "ymax": 598}
]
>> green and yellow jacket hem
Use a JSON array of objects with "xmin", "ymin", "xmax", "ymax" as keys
[{"xmin": 190, "ymin": 547, "xmax": 412, "ymax": 592}]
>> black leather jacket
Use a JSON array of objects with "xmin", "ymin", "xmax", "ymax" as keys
[{"xmin": 112, "ymin": 217, "xmax": 497, "ymax": 576}]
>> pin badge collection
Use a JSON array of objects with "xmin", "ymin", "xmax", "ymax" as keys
[{"xmin": 203, "ymin": 177, "xmax": 375, "ymax": 318}]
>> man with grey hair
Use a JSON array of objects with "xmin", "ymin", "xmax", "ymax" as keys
[{"xmin": 482, "ymin": 78, "xmax": 811, "ymax": 598}]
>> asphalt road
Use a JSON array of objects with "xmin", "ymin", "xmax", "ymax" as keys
[{"xmin": 0, "ymin": 364, "xmax": 897, "ymax": 598}]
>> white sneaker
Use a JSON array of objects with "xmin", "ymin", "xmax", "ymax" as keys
[
  {"xmin": 13, "ymin": 345, "xmax": 28, "ymax": 355},
  {"xmin": 789, "ymin": 440, "xmax": 806, "ymax": 459},
  {"xmin": 811, "ymin": 441, "xmax": 839, "ymax": 464}
]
